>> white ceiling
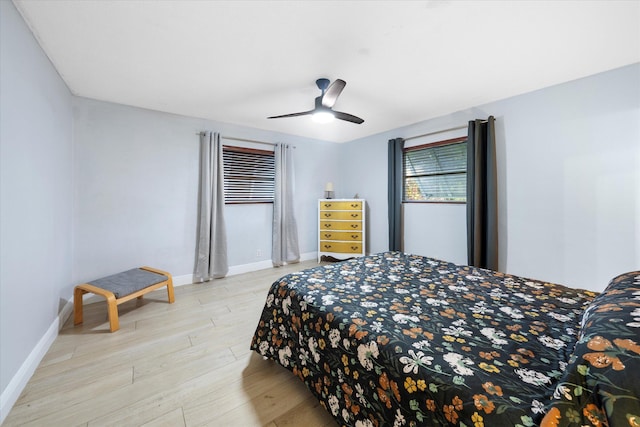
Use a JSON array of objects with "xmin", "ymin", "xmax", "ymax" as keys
[{"xmin": 13, "ymin": 0, "xmax": 640, "ymax": 143}]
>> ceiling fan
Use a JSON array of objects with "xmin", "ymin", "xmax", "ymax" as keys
[{"xmin": 267, "ymin": 78, "xmax": 364, "ymax": 124}]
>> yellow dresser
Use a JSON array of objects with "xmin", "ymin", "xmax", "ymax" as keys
[{"xmin": 318, "ymin": 199, "xmax": 366, "ymax": 261}]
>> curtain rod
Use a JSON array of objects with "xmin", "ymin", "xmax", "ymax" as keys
[
  {"xmin": 195, "ymin": 132, "xmax": 295, "ymax": 148},
  {"xmin": 222, "ymin": 135, "xmax": 277, "ymax": 147},
  {"xmin": 404, "ymin": 119, "xmax": 491, "ymax": 142}
]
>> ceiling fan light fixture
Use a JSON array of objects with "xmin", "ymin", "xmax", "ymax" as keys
[{"xmin": 312, "ymin": 111, "xmax": 335, "ymax": 123}]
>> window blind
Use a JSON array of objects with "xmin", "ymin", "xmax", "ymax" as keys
[
  {"xmin": 223, "ymin": 146, "xmax": 275, "ymax": 203},
  {"xmin": 403, "ymin": 139, "xmax": 467, "ymax": 202}
]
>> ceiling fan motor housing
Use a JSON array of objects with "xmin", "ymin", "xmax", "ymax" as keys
[{"xmin": 316, "ymin": 78, "xmax": 330, "ymax": 92}]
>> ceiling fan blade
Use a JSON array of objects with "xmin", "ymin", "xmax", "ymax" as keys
[
  {"xmin": 321, "ymin": 79, "xmax": 346, "ymax": 108},
  {"xmin": 269, "ymin": 79, "xmax": 362, "ymax": 124},
  {"xmin": 267, "ymin": 110, "xmax": 314, "ymax": 119},
  {"xmin": 333, "ymin": 110, "xmax": 364, "ymax": 124}
]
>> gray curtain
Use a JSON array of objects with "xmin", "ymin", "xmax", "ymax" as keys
[
  {"xmin": 272, "ymin": 143, "xmax": 299, "ymax": 266},
  {"xmin": 388, "ymin": 138, "xmax": 404, "ymax": 251},
  {"xmin": 467, "ymin": 116, "xmax": 498, "ymax": 270},
  {"xmin": 194, "ymin": 131, "xmax": 228, "ymax": 281}
]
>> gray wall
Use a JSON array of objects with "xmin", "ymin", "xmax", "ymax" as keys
[
  {"xmin": 72, "ymin": 97, "xmax": 340, "ymax": 284},
  {"xmin": 342, "ymin": 63, "xmax": 640, "ymax": 292},
  {"xmin": 0, "ymin": 0, "xmax": 73, "ymax": 397}
]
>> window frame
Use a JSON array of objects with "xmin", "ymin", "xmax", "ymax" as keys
[
  {"xmin": 402, "ymin": 136, "xmax": 468, "ymax": 204},
  {"xmin": 222, "ymin": 145, "xmax": 275, "ymax": 205}
]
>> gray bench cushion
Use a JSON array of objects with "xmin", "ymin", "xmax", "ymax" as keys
[{"xmin": 88, "ymin": 268, "xmax": 168, "ymax": 299}]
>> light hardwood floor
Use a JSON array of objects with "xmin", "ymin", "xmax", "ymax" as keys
[{"xmin": 3, "ymin": 261, "xmax": 339, "ymax": 427}]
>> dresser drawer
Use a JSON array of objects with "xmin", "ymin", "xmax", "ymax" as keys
[
  {"xmin": 319, "ymin": 201, "xmax": 362, "ymax": 211},
  {"xmin": 319, "ymin": 241, "xmax": 363, "ymax": 254},
  {"xmin": 319, "ymin": 231, "xmax": 362, "ymax": 242},
  {"xmin": 320, "ymin": 221, "xmax": 362, "ymax": 231},
  {"xmin": 319, "ymin": 210, "xmax": 362, "ymax": 220}
]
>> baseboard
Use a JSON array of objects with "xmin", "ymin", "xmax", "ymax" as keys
[
  {"xmin": 186, "ymin": 251, "xmax": 318, "ymax": 282},
  {"xmin": 228, "ymin": 251, "xmax": 317, "ymax": 276},
  {"xmin": 299, "ymin": 251, "xmax": 319, "ymax": 263},
  {"xmin": 172, "ymin": 273, "xmax": 195, "ymax": 287},
  {"xmin": 0, "ymin": 301, "xmax": 70, "ymax": 425},
  {"xmin": 0, "ymin": 251, "xmax": 318, "ymax": 423}
]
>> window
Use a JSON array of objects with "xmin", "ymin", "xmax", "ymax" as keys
[
  {"xmin": 223, "ymin": 146, "xmax": 274, "ymax": 203},
  {"xmin": 403, "ymin": 136, "xmax": 467, "ymax": 203}
]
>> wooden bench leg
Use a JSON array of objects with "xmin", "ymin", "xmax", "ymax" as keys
[
  {"xmin": 74, "ymin": 286, "xmax": 86, "ymax": 325},
  {"xmin": 167, "ymin": 279, "xmax": 175, "ymax": 304},
  {"xmin": 141, "ymin": 266, "xmax": 175, "ymax": 304},
  {"xmin": 106, "ymin": 293, "xmax": 119, "ymax": 332},
  {"xmin": 74, "ymin": 284, "xmax": 120, "ymax": 332}
]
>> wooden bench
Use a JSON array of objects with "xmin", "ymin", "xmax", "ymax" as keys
[{"xmin": 74, "ymin": 266, "xmax": 175, "ymax": 332}]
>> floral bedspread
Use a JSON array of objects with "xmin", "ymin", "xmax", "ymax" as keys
[
  {"xmin": 250, "ymin": 252, "xmax": 598, "ymax": 427},
  {"xmin": 541, "ymin": 271, "xmax": 640, "ymax": 427}
]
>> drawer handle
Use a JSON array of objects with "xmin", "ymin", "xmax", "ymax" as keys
[
  {"xmin": 350, "ymin": 224, "xmax": 358, "ymax": 229},
  {"xmin": 351, "ymin": 235, "xmax": 359, "ymax": 239},
  {"xmin": 351, "ymin": 213, "xmax": 359, "ymax": 218},
  {"xmin": 324, "ymin": 233, "xmax": 332, "ymax": 238},
  {"xmin": 351, "ymin": 246, "xmax": 359, "ymax": 251},
  {"xmin": 324, "ymin": 213, "xmax": 332, "ymax": 217},
  {"xmin": 323, "ymin": 244, "xmax": 332, "ymax": 249},
  {"xmin": 351, "ymin": 204, "xmax": 359, "ymax": 208},
  {"xmin": 323, "ymin": 203, "xmax": 332, "ymax": 208},
  {"xmin": 324, "ymin": 223, "xmax": 332, "ymax": 228}
]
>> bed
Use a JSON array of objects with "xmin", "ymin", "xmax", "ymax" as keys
[{"xmin": 250, "ymin": 251, "xmax": 640, "ymax": 426}]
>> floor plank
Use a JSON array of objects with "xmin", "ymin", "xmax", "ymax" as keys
[{"xmin": 3, "ymin": 260, "xmax": 338, "ymax": 427}]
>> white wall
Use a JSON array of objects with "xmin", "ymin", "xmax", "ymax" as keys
[
  {"xmin": 344, "ymin": 63, "xmax": 640, "ymax": 292},
  {"xmin": 403, "ymin": 204, "xmax": 467, "ymax": 265},
  {"xmin": 0, "ymin": 0, "xmax": 73, "ymax": 418},
  {"xmin": 495, "ymin": 64, "xmax": 639, "ymax": 290},
  {"xmin": 72, "ymin": 97, "xmax": 340, "ymax": 284}
]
